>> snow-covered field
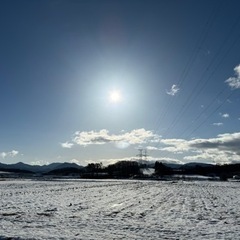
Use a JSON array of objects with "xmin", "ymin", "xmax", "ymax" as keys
[{"xmin": 1, "ymin": 179, "xmax": 240, "ymax": 240}]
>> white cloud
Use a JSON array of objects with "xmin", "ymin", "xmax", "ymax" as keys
[
  {"xmin": 10, "ymin": 150, "xmax": 19, "ymax": 157},
  {"xmin": 30, "ymin": 160, "xmax": 50, "ymax": 166},
  {"xmin": 84, "ymin": 157, "xmax": 137, "ymax": 166},
  {"xmin": 213, "ymin": 122, "xmax": 223, "ymax": 126},
  {"xmin": 73, "ymin": 128, "xmax": 157, "ymax": 146},
  {"xmin": 158, "ymin": 132, "xmax": 240, "ymax": 164},
  {"xmin": 84, "ymin": 156, "xmax": 183, "ymax": 166},
  {"xmin": 69, "ymin": 159, "xmax": 82, "ymax": 165},
  {"xmin": 166, "ymin": 84, "xmax": 180, "ymax": 96},
  {"xmin": 220, "ymin": 113, "xmax": 230, "ymax": 118},
  {"xmin": 62, "ymin": 128, "xmax": 240, "ymax": 165},
  {"xmin": 146, "ymin": 146, "xmax": 159, "ymax": 150},
  {"xmin": 183, "ymin": 150, "xmax": 235, "ymax": 164},
  {"xmin": 61, "ymin": 141, "xmax": 74, "ymax": 149},
  {"xmin": 225, "ymin": 64, "xmax": 240, "ymax": 89},
  {"xmin": 160, "ymin": 138, "xmax": 190, "ymax": 153},
  {"xmin": 0, "ymin": 150, "xmax": 19, "ymax": 159},
  {"xmin": 0, "ymin": 152, "xmax": 7, "ymax": 158}
]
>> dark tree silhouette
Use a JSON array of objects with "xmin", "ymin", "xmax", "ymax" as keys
[
  {"xmin": 107, "ymin": 161, "xmax": 140, "ymax": 178},
  {"xmin": 86, "ymin": 163, "xmax": 103, "ymax": 173},
  {"xmin": 155, "ymin": 162, "xmax": 172, "ymax": 176}
]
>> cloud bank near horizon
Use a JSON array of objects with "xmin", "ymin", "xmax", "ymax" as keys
[
  {"xmin": 158, "ymin": 132, "xmax": 240, "ymax": 164},
  {"xmin": 61, "ymin": 128, "xmax": 240, "ymax": 165}
]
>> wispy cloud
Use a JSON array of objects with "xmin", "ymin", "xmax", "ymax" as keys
[
  {"xmin": 62, "ymin": 128, "xmax": 158, "ymax": 147},
  {"xmin": 166, "ymin": 84, "xmax": 180, "ymax": 96},
  {"xmin": 0, "ymin": 150, "xmax": 19, "ymax": 159},
  {"xmin": 225, "ymin": 64, "xmax": 240, "ymax": 89},
  {"xmin": 146, "ymin": 146, "xmax": 159, "ymax": 150},
  {"xmin": 213, "ymin": 122, "xmax": 223, "ymax": 126},
  {"xmin": 61, "ymin": 142, "xmax": 74, "ymax": 149}
]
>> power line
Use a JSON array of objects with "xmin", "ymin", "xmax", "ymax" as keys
[
  {"xmin": 154, "ymin": 89, "xmax": 236, "ymax": 161},
  {"xmin": 148, "ymin": 12, "xmax": 240, "ymax": 161},
  {"xmin": 157, "ymin": 11, "xmax": 240, "ymax": 140},
  {"xmin": 186, "ymin": 91, "xmax": 236, "ymax": 139},
  {"xmin": 150, "ymin": 3, "xmax": 221, "ymax": 137},
  {"xmin": 177, "ymin": 88, "xmax": 226, "ymax": 138}
]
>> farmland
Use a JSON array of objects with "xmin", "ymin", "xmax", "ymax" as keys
[{"xmin": 1, "ymin": 179, "xmax": 240, "ymax": 239}]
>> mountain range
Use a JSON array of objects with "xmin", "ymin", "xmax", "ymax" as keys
[
  {"xmin": 0, "ymin": 161, "xmax": 214, "ymax": 174},
  {"xmin": 0, "ymin": 162, "xmax": 84, "ymax": 174}
]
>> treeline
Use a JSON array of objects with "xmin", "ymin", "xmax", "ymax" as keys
[
  {"xmin": 82, "ymin": 161, "xmax": 140, "ymax": 178},
  {"xmin": 44, "ymin": 161, "xmax": 141, "ymax": 178},
  {"xmin": 81, "ymin": 161, "xmax": 240, "ymax": 179},
  {"xmin": 3, "ymin": 160, "xmax": 240, "ymax": 180},
  {"xmin": 155, "ymin": 161, "xmax": 240, "ymax": 180}
]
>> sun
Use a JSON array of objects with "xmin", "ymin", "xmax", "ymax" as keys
[{"xmin": 109, "ymin": 90, "xmax": 122, "ymax": 103}]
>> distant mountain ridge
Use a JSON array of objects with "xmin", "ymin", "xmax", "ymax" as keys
[
  {"xmin": 0, "ymin": 162, "xmax": 83, "ymax": 173},
  {"xmin": 0, "ymin": 161, "xmax": 215, "ymax": 174},
  {"xmin": 138, "ymin": 160, "xmax": 184, "ymax": 169},
  {"xmin": 182, "ymin": 162, "xmax": 214, "ymax": 169},
  {"xmin": 2, "ymin": 161, "xmax": 240, "ymax": 180}
]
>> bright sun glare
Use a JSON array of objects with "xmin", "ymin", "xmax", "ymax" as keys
[{"xmin": 109, "ymin": 90, "xmax": 122, "ymax": 103}]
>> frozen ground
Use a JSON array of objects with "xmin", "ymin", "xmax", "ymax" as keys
[{"xmin": 0, "ymin": 179, "xmax": 240, "ymax": 239}]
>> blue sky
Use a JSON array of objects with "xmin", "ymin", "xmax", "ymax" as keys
[{"xmin": 0, "ymin": 0, "xmax": 240, "ymax": 166}]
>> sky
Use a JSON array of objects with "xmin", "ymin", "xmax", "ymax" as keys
[{"xmin": 0, "ymin": 0, "xmax": 240, "ymax": 166}]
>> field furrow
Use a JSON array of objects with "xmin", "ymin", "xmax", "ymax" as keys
[{"xmin": 1, "ymin": 180, "xmax": 240, "ymax": 239}]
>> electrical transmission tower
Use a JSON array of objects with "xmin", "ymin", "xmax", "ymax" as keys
[{"xmin": 137, "ymin": 148, "xmax": 148, "ymax": 162}]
